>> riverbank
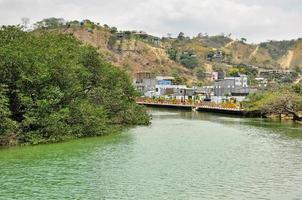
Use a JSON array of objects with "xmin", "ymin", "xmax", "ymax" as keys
[
  {"xmin": 137, "ymin": 101, "xmax": 263, "ymax": 118},
  {"xmin": 137, "ymin": 97, "xmax": 302, "ymax": 121},
  {"xmin": 138, "ymin": 101, "xmax": 246, "ymax": 115}
]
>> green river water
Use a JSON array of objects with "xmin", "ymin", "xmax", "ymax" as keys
[{"xmin": 0, "ymin": 108, "xmax": 302, "ymax": 200}]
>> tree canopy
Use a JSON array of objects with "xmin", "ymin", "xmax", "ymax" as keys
[
  {"xmin": 243, "ymin": 84, "xmax": 302, "ymax": 121},
  {"xmin": 0, "ymin": 26, "xmax": 150, "ymax": 146}
]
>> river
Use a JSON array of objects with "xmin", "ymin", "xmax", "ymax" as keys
[{"xmin": 0, "ymin": 108, "xmax": 302, "ymax": 200}]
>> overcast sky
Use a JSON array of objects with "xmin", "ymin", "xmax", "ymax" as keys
[{"xmin": 0, "ymin": 0, "xmax": 301, "ymax": 43}]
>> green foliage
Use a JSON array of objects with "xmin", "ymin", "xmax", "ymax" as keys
[
  {"xmin": 68, "ymin": 20, "xmax": 81, "ymax": 27},
  {"xmin": 179, "ymin": 51, "xmax": 199, "ymax": 69},
  {"xmin": 110, "ymin": 27, "xmax": 118, "ymax": 34},
  {"xmin": 195, "ymin": 67, "xmax": 206, "ymax": 80},
  {"xmin": 172, "ymin": 72, "xmax": 187, "ymax": 85},
  {"xmin": 293, "ymin": 66, "xmax": 302, "ymax": 74},
  {"xmin": 68, "ymin": 100, "xmax": 109, "ymax": 137},
  {"xmin": 167, "ymin": 48, "xmax": 177, "ymax": 61},
  {"xmin": 227, "ymin": 67, "xmax": 246, "ymax": 77},
  {"xmin": 227, "ymin": 65, "xmax": 258, "ymax": 85},
  {"xmin": 244, "ymin": 87, "xmax": 302, "ymax": 120},
  {"xmin": 259, "ymin": 40, "xmax": 296, "ymax": 59},
  {"xmin": 0, "ymin": 26, "xmax": 150, "ymax": 146},
  {"xmin": 177, "ymin": 32, "xmax": 185, "ymax": 40},
  {"xmin": 292, "ymin": 83, "xmax": 302, "ymax": 94},
  {"xmin": 242, "ymin": 92, "xmax": 266, "ymax": 112},
  {"xmin": 259, "ymin": 43, "xmax": 267, "ymax": 48},
  {"xmin": 0, "ymin": 85, "xmax": 18, "ymax": 137},
  {"xmin": 82, "ymin": 19, "xmax": 95, "ymax": 29},
  {"xmin": 123, "ymin": 31, "xmax": 132, "ymax": 39},
  {"xmin": 34, "ymin": 18, "xmax": 66, "ymax": 29},
  {"xmin": 268, "ymin": 71, "xmax": 299, "ymax": 84}
]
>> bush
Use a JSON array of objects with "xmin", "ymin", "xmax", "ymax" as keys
[
  {"xmin": 167, "ymin": 48, "xmax": 177, "ymax": 61},
  {"xmin": 180, "ymin": 51, "xmax": 199, "ymax": 69}
]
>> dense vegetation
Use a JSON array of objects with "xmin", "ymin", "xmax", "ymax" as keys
[
  {"xmin": 243, "ymin": 84, "xmax": 302, "ymax": 121},
  {"xmin": 0, "ymin": 26, "xmax": 150, "ymax": 146},
  {"xmin": 179, "ymin": 51, "xmax": 199, "ymax": 69}
]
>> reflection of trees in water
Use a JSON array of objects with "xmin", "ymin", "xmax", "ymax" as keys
[
  {"xmin": 0, "ymin": 133, "xmax": 133, "ymax": 161},
  {"xmin": 150, "ymin": 108, "xmax": 302, "ymax": 140}
]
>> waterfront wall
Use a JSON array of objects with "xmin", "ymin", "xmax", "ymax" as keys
[{"xmin": 137, "ymin": 102, "xmax": 248, "ymax": 116}]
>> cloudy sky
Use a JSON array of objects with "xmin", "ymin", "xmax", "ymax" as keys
[{"xmin": 0, "ymin": 0, "xmax": 301, "ymax": 43}]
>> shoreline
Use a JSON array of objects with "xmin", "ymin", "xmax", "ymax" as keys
[
  {"xmin": 138, "ymin": 102, "xmax": 302, "ymax": 123},
  {"xmin": 137, "ymin": 102, "xmax": 256, "ymax": 117}
]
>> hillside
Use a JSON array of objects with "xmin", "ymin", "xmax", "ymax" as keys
[
  {"xmin": 33, "ymin": 18, "xmax": 302, "ymax": 85},
  {"xmin": 62, "ymin": 27, "xmax": 196, "ymax": 84}
]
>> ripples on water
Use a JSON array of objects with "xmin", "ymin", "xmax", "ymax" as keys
[{"xmin": 0, "ymin": 108, "xmax": 302, "ymax": 200}]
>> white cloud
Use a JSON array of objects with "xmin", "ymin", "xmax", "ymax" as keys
[{"xmin": 0, "ymin": 0, "xmax": 301, "ymax": 42}]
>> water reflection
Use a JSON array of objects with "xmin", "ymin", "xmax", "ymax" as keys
[
  {"xmin": 0, "ymin": 132, "xmax": 133, "ymax": 161},
  {"xmin": 149, "ymin": 107, "xmax": 302, "ymax": 140}
]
